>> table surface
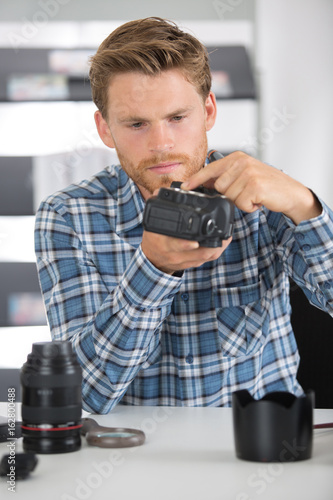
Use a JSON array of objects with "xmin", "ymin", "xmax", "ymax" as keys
[{"xmin": 0, "ymin": 403, "xmax": 332, "ymax": 500}]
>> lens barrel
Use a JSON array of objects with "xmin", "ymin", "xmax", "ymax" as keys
[{"xmin": 20, "ymin": 341, "xmax": 82, "ymax": 454}]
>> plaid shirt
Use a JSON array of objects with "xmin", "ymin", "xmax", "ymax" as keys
[{"xmin": 35, "ymin": 164, "xmax": 333, "ymax": 413}]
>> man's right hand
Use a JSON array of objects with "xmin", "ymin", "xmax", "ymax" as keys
[{"xmin": 141, "ymin": 230, "xmax": 232, "ymax": 275}]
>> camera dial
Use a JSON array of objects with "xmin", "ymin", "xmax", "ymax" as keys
[{"xmin": 205, "ymin": 219, "xmax": 216, "ymax": 235}]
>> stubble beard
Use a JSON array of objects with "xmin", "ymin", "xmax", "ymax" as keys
[{"xmin": 116, "ymin": 133, "xmax": 208, "ymax": 196}]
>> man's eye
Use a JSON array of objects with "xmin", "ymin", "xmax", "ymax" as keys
[
  {"xmin": 172, "ymin": 116, "xmax": 184, "ymax": 122},
  {"xmin": 131, "ymin": 122, "xmax": 143, "ymax": 129}
]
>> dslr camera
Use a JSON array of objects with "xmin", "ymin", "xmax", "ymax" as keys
[{"xmin": 143, "ymin": 180, "xmax": 234, "ymax": 248}]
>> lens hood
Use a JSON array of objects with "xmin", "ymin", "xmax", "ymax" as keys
[{"xmin": 232, "ymin": 389, "xmax": 314, "ymax": 462}]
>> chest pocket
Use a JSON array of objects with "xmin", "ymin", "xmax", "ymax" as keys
[{"xmin": 214, "ymin": 276, "xmax": 271, "ymax": 358}]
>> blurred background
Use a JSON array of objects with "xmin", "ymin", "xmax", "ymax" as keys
[{"xmin": 0, "ymin": 0, "xmax": 332, "ymax": 404}]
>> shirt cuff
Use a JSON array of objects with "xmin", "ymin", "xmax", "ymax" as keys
[
  {"xmin": 284, "ymin": 197, "xmax": 333, "ymax": 253},
  {"xmin": 119, "ymin": 245, "xmax": 182, "ymax": 309}
]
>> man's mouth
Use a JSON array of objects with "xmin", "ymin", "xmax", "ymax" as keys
[{"xmin": 148, "ymin": 162, "xmax": 181, "ymax": 175}]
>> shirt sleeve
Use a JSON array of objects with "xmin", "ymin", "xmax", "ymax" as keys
[
  {"xmin": 267, "ymin": 197, "xmax": 333, "ymax": 313},
  {"xmin": 35, "ymin": 200, "xmax": 182, "ymax": 413}
]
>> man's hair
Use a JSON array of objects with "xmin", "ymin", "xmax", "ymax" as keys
[{"xmin": 89, "ymin": 17, "xmax": 212, "ymax": 120}]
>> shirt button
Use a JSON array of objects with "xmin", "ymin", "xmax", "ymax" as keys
[
  {"xmin": 297, "ymin": 233, "xmax": 305, "ymax": 241},
  {"xmin": 186, "ymin": 354, "xmax": 194, "ymax": 364},
  {"xmin": 301, "ymin": 244, "xmax": 311, "ymax": 252},
  {"xmin": 323, "ymin": 281, "xmax": 331, "ymax": 290},
  {"xmin": 181, "ymin": 293, "xmax": 189, "ymax": 302}
]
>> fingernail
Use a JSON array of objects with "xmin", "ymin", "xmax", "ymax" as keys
[{"xmin": 181, "ymin": 181, "xmax": 190, "ymax": 189}]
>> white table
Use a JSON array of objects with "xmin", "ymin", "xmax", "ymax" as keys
[{"xmin": 0, "ymin": 404, "xmax": 332, "ymax": 500}]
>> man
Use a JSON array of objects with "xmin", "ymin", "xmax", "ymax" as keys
[{"xmin": 35, "ymin": 17, "xmax": 333, "ymax": 413}]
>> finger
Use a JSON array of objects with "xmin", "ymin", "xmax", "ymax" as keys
[
  {"xmin": 182, "ymin": 152, "xmax": 247, "ymax": 194},
  {"xmin": 213, "ymin": 167, "xmax": 241, "ymax": 195},
  {"xmin": 155, "ymin": 234, "xmax": 200, "ymax": 251},
  {"xmin": 176, "ymin": 237, "xmax": 231, "ymax": 264},
  {"xmin": 159, "ymin": 238, "xmax": 223, "ymax": 262},
  {"xmin": 181, "ymin": 158, "xmax": 227, "ymax": 191},
  {"xmin": 172, "ymin": 249, "xmax": 224, "ymax": 269},
  {"xmin": 172, "ymin": 239, "xmax": 200, "ymax": 251}
]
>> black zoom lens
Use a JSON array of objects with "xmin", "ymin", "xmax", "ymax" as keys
[{"xmin": 20, "ymin": 341, "xmax": 82, "ymax": 454}]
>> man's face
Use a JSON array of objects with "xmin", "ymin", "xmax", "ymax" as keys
[{"xmin": 95, "ymin": 69, "xmax": 216, "ymax": 199}]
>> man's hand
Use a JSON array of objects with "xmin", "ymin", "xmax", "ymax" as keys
[
  {"xmin": 141, "ymin": 230, "xmax": 232, "ymax": 275},
  {"xmin": 181, "ymin": 151, "xmax": 322, "ymax": 225}
]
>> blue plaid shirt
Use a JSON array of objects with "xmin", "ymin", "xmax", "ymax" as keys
[{"xmin": 35, "ymin": 164, "xmax": 333, "ymax": 413}]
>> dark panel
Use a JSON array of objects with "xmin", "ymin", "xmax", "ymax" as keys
[
  {"xmin": 0, "ymin": 48, "xmax": 92, "ymax": 102},
  {"xmin": 207, "ymin": 45, "xmax": 256, "ymax": 99},
  {"xmin": 0, "ymin": 156, "xmax": 33, "ymax": 215},
  {"xmin": 290, "ymin": 280, "xmax": 333, "ymax": 408},
  {"xmin": 0, "ymin": 46, "xmax": 256, "ymax": 102}
]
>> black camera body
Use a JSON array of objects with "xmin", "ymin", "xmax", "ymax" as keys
[{"xmin": 143, "ymin": 181, "xmax": 234, "ymax": 248}]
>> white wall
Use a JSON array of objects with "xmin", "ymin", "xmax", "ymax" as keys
[
  {"xmin": 256, "ymin": 0, "xmax": 333, "ymax": 207},
  {"xmin": 0, "ymin": 0, "xmax": 255, "ymax": 22}
]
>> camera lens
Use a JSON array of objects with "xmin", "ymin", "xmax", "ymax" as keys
[{"xmin": 20, "ymin": 341, "xmax": 82, "ymax": 454}]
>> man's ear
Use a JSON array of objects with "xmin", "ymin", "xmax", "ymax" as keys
[
  {"xmin": 94, "ymin": 110, "xmax": 115, "ymax": 148},
  {"xmin": 204, "ymin": 91, "xmax": 217, "ymax": 132}
]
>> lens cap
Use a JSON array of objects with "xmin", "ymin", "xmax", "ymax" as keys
[{"xmin": 0, "ymin": 453, "xmax": 38, "ymax": 480}]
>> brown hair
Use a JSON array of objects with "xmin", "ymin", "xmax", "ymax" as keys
[{"xmin": 89, "ymin": 17, "xmax": 212, "ymax": 120}]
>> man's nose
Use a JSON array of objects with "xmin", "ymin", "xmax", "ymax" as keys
[{"xmin": 148, "ymin": 123, "xmax": 174, "ymax": 153}]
